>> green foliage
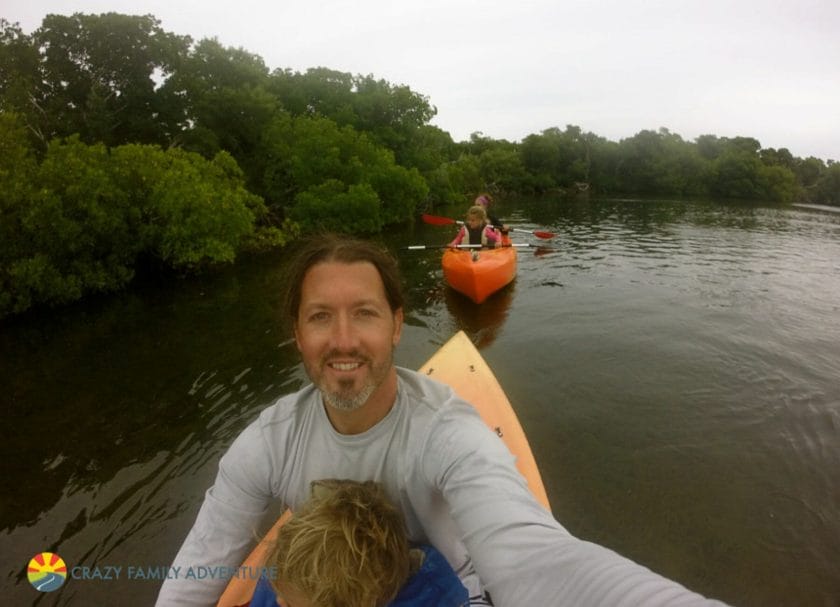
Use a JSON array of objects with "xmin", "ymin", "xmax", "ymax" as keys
[
  {"xmin": 423, "ymin": 164, "xmax": 464, "ymax": 207},
  {"xmin": 398, "ymin": 124, "xmax": 458, "ymax": 172},
  {"xmin": 615, "ymin": 128, "xmax": 708, "ymax": 196},
  {"xmin": 165, "ymin": 38, "xmax": 276, "ymax": 171},
  {"xmin": 0, "ymin": 129, "xmax": 274, "ymax": 318},
  {"xmin": 5, "ymin": 13, "xmax": 192, "ymax": 148},
  {"xmin": 794, "ymin": 157, "xmax": 825, "ymax": 188},
  {"xmin": 258, "ymin": 113, "xmax": 426, "ymax": 229},
  {"xmin": 0, "ymin": 113, "xmax": 39, "ymax": 314},
  {"xmin": 108, "ymin": 146, "xmax": 264, "ymax": 267},
  {"xmin": 291, "ymin": 180, "xmax": 383, "ymax": 233},
  {"xmin": 812, "ymin": 163, "xmax": 840, "ymax": 205},
  {"xmin": 520, "ymin": 129, "xmax": 570, "ymax": 190},
  {"xmin": 464, "ymin": 132, "xmax": 501, "ymax": 156},
  {"xmin": 0, "ymin": 20, "xmax": 41, "ymax": 128},
  {"xmin": 267, "ymin": 68, "xmax": 436, "ymax": 169},
  {"xmin": 478, "ymin": 148, "xmax": 531, "ymax": 193},
  {"xmin": 708, "ymin": 148, "xmax": 796, "ymax": 202},
  {"xmin": 695, "ymin": 134, "xmax": 726, "ymax": 160},
  {"xmin": 760, "ymin": 147, "xmax": 795, "ymax": 170},
  {"xmin": 243, "ymin": 219, "xmax": 300, "ymax": 253},
  {"xmin": 518, "ymin": 125, "xmax": 604, "ymax": 193},
  {"xmin": 148, "ymin": 150, "xmax": 262, "ymax": 266},
  {"xmin": 756, "ymin": 164, "xmax": 798, "ymax": 203},
  {"xmin": 710, "ymin": 150, "xmax": 764, "ymax": 199},
  {"xmin": 587, "ymin": 137, "xmax": 621, "ymax": 194},
  {"xmin": 0, "ymin": 112, "xmax": 36, "ymax": 211},
  {"xmin": 441, "ymin": 155, "xmax": 483, "ymax": 204},
  {"xmin": 367, "ymin": 163, "xmax": 429, "ymax": 225},
  {"xmin": 5, "ymin": 136, "xmax": 138, "ymax": 315}
]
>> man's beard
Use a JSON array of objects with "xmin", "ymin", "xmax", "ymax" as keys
[
  {"xmin": 312, "ymin": 348, "xmax": 393, "ymax": 412},
  {"xmin": 321, "ymin": 378, "xmax": 377, "ymax": 411}
]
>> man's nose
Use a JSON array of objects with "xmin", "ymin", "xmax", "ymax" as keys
[{"xmin": 330, "ymin": 313, "xmax": 358, "ymax": 350}]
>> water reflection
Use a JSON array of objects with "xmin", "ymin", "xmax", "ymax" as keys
[
  {"xmin": 444, "ymin": 281, "xmax": 514, "ymax": 349},
  {"xmin": 0, "ymin": 255, "xmax": 304, "ymax": 606},
  {"xmin": 389, "ymin": 222, "xmax": 516, "ymax": 349}
]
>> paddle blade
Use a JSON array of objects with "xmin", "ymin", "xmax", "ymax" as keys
[
  {"xmin": 422, "ymin": 213, "xmax": 457, "ymax": 226},
  {"xmin": 510, "ymin": 227, "xmax": 555, "ymax": 240}
]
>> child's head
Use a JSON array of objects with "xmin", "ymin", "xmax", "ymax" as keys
[
  {"xmin": 475, "ymin": 193, "xmax": 493, "ymax": 208},
  {"xmin": 269, "ymin": 479, "xmax": 411, "ymax": 607},
  {"xmin": 465, "ymin": 205, "xmax": 488, "ymax": 229}
]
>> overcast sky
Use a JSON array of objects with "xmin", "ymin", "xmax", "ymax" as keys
[{"xmin": 5, "ymin": 0, "xmax": 840, "ymax": 161}]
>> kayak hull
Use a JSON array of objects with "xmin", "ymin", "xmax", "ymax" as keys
[
  {"xmin": 216, "ymin": 331, "xmax": 548, "ymax": 606},
  {"xmin": 442, "ymin": 244, "xmax": 517, "ymax": 304}
]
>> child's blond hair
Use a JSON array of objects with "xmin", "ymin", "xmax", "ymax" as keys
[
  {"xmin": 269, "ymin": 480, "xmax": 411, "ymax": 607},
  {"xmin": 466, "ymin": 205, "xmax": 488, "ymax": 222}
]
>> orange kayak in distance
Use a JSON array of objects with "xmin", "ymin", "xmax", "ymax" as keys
[{"xmin": 442, "ymin": 239, "xmax": 517, "ymax": 304}]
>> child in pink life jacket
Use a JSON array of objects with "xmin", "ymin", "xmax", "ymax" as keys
[
  {"xmin": 475, "ymin": 193, "xmax": 508, "ymax": 234},
  {"xmin": 449, "ymin": 205, "xmax": 501, "ymax": 248}
]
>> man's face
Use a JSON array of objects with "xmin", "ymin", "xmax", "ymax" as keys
[{"xmin": 294, "ymin": 261, "xmax": 403, "ymax": 412}]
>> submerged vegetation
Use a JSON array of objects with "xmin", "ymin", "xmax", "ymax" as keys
[{"xmin": 1, "ymin": 13, "xmax": 838, "ymax": 318}]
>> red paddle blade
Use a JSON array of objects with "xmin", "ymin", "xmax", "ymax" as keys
[
  {"xmin": 532, "ymin": 230, "xmax": 556, "ymax": 239},
  {"xmin": 422, "ymin": 213, "xmax": 457, "ymax": 226}
]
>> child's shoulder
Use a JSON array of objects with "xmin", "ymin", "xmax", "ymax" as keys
[{"xmin": 390, "ymin": 545, "xmax": 469, "ymax": 606}]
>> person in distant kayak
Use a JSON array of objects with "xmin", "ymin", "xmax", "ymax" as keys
[
  {"xmin": 449, "ymin": 206, "xmax": 501, "ymax": 249},
  {"xmin": 474, "ymin": 193, "xmax": 508, "ymax": 234},
  {"xmin": 248, "ymin": 479, "xmax": 468, "ymax": 607},
  {"xmin": 157, "ymin": 233, "xmax": 728, "ymax": 607}
]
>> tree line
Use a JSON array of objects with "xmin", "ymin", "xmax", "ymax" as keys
[{"xmin": 1, "ymin": 13, "xmax": 838, "ymax": 318}]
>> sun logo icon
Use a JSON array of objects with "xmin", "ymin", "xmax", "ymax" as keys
[{"xmin": 27, "ymin": 552, "xmax": 67, "ymax": 592}]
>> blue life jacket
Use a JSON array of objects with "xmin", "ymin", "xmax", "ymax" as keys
[
  {"xmin": 392, "ymin": 545, "xmax": 469, "ymax": 606},
  {"xmin": 248, "ymin": 544, "xmax": 468, "ymax": 606}
]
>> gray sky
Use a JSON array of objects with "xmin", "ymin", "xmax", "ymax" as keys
[{"xmin": 5, "ymin": 0, "xmax": 840, "ymax": 161}]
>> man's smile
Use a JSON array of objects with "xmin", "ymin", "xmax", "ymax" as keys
[{"xmin": 328, "ymin": 361, "xmax": 364, "ymax": 372}]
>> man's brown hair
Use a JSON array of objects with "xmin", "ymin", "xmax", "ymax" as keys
[{"xmin": 283, "ymin": 234, "xmax": 404, "ymax": 328}]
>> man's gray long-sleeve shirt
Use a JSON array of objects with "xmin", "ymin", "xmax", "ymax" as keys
[{"xmin": 156, "ymin": 368, "xmax": 727, "ymax": 606}]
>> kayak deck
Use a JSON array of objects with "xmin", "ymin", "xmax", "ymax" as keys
[
  {"xmin": 418, "ymin": 331, "xmax": 550, "ymax": 509},
  {"xmin": 216, "ymin": 331, "xmax": 549, "ymax": 606}
]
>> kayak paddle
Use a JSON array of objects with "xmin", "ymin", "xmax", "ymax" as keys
[
  {"xmin": 403, "ymin": 243, "xmax": 557, "ymax": 250},
  {"xmin": 421, "ymin": 213, "xmax": 556, "ymax": 240},
  {"xmin": 404, "ymin": 244, "xmax": 482, "ymax": 250},
  {"xmin": 421, "ymin": 213, "xmax": 459, "ymax": 226}
]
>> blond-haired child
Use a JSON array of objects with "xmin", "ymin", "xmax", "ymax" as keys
[
  {"xmin": 449, "ymin": 206, "xmax": 501, "ymax": 248},
  {"xmin": 248, "ymin": 480, "xmax": 468, "ymax": 607}
]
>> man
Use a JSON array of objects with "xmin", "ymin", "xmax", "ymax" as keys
[{"xmin": 157, "ymin": 234, "xmax": 726, "ymax": 606}]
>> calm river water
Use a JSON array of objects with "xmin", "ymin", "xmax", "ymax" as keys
[{"xmin": 2, "ymin": 197, "xmax": 839, "ymax": 606}]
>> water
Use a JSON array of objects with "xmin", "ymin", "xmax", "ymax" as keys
[{"xmin": 2, "ymin": 198, "xmax": 839, "ymax": 606}]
